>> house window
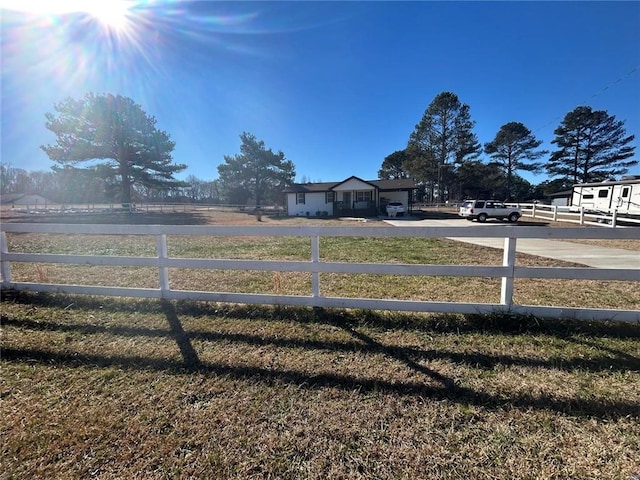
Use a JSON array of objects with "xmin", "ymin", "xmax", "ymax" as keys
[
  {"xmin": 622, "ymin": 187, "xmax": 630, "ymax": 198},
  {"xmin": 356, "ymin": 191, "xmax": 372, "ymax": 202},
  {"xmin": 296, "ymin": 193, "xmax": 305, "ymax": 204},
  {"xmin": 325, "ymin": 191, "xmax": 335, "ymax": 203},
  {"xmin": 598, "ymin": 189, "xmax": 609, "ymax": 198},
  {"xmin": 583, "ymin": 194, "xmax": 594, "ymax": 199}
]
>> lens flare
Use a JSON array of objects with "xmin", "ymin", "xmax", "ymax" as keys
[
  {"xmin": 1, "ymin": 0, "xmax": 328, "ymax": 162},
  {"xmin": 1, "ymin": 0, "xmax": 134, "ymax": 30},
  {"xmin": 84, "ymin": 1, "xmax": 132, "ymax": 31}
]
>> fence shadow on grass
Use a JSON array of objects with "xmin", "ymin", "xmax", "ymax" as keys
[
  {"xmin": 2, "ymin": 291, "xmax": 639, "ymax": 420},
  {"xmin": 5, "ymin": 311, "xmax": 638, "ymax": 376},
  {"xmin": 161, "ymin": 299, "xmax": 201, "ymax": 370}
]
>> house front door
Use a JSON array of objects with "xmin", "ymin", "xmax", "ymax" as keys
[{"xmin": 343, "ymin": 192, "xmax": 352, "ymax": 214}]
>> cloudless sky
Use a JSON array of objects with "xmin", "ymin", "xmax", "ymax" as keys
[{"xmin": 2, "ymin": 1, "xmax": 639, "ymax": 186}]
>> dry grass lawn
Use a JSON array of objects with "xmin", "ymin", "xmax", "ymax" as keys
[
  {"xmin": 2, "ymin": 294, "xmax": 639, "ymax": 479},
  {"xmin": 1, "ymin": 208, "xmax": 639, "ymax": 479}
]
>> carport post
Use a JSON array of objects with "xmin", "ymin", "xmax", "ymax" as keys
[{"xmin": 500, "ymin": 236, "xmax": 517, "ymax": 306}]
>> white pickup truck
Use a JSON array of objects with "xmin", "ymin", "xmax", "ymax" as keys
[{"xmin": 458, "ymin": 200, "xmax": 521, "ymax": 223}]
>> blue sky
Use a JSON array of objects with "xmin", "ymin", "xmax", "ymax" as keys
[{"xmin": 2, "ymin": 1, "xmax": 639, "ymax": 186}]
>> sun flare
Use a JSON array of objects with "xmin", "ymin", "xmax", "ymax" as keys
[
  {"xmin": 2, "ymin": 0, "xmax": 134, "ymax": 30},
  {"xmin": 84, "ymin": 1, "xmax": 132, "ymax": 30}
]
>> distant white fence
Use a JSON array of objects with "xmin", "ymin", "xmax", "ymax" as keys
[
  {"xmin": 1, "ymin": 202, "xmax": 281, "ymax": 215},
  {"xmin": 515, "ymin": 203, "xmax": 640, "ymax": 227},
  {"xmin": 1, "ymin": 223, "xmax": 639, "ymax": 322},
  {"xmin": 8, "ymin": 201, "xmax": 638, "ymax": 227}
]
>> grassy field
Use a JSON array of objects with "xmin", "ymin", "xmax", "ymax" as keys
[
  {"xmin": 2, "ymin": 209, "xmax": 639, "ymax": 309},
  {"xmin": 1, "ymin": 210, "xmax": 639, "ymax": 479}
]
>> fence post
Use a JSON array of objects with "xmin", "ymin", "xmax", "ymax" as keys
[
  {"xmin": 156, "ymin": 234, "xmax": 170, "ymax": 297},
  {"xmin": 311, "ymin": 235, "xmax": 320, "ymax": 300},
  {"xmin": 531, "ymin": 203, "xmax": 536, "ymax": 218},
  {"xmin": 579, "ymin": 206, "xmax": 585, "ymax": 225},
  {"xmin": 500, "ymin": 236, "xmax": 517, "ymax": 307},
  {"xmin": 611, "ymin": 209, "xmax": 618, "ymax": 228},
  {"xmin": 553, "ymin": 206, "xmax": 558, "ymax": 222},
  {"xmin": 0, "ymin": 232, "xmax": 12, "ymax": 285}
]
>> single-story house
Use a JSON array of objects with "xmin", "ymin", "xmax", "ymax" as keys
[
  {"xmin": 548, "ymin": 190, "xmax": 572, "ymax": 206},
  {"xmin": 1, "ymin": 193, "xmax": 53, "ymax": 207},
  {"xmin": 283, "ymin": 176, "xmax": 417, "ymax": 217}
]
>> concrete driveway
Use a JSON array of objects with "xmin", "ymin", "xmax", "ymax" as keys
[{"xmin": 384, "ymin": 217, "xmax": 640, "ymax": 270}]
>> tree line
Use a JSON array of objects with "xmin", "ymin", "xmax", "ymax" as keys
[
  {"xmin": 2, "ymin": 94, "xmax": 294, "ymax": 206},
  {"xmin": 1, "ymin": 91, "xmax": 636, "ymax": 206},
  {"xmin": 380, "ymin": 91, "xmax": 636, "ymax": 202}
]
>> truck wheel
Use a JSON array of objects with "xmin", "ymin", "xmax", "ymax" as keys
[
  {"xmin": 508, "ymin": 213, "xmax": 520, "ymax": 223},
  {"xmin": 477, "ymin": 213, "xmax": 488, "ymax": 223}
]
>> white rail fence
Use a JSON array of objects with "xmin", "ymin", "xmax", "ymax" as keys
[
  {"xmin": 515, "ymin": 203, "xmax": 640, "ymax": 227},
  {"xmin": 1, "ymin": 223, "xmax": 639, "ymax": 322},
  {"xmin": 6, "ymin": 201, "xmax": 639, "ymax": 227},
  {"xmin": 2, "ymin": 202, "xmax": 280, "ymax": 215}
]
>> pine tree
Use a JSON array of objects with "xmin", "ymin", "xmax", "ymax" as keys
[
  {"xmin": 41, "ymin": 93, "xmax": 186, "ymax": 205},
  {"xmin": 484, "ymin": 122, "xmax": 546, "ymax": 200},
  {"xmin": 407, "ymin": 92, "xmax": 481, "ymax": 202},
  {"xmin": 217, "ymin": 132, "xmax": 295, "ymax": 206},
  {"xmin": 547, "ymin": 106, "xmax": 636, "ymax": 184},
  {"xmin": 378, "ymin": 150, "xmax": 411, "ymax": 179}
]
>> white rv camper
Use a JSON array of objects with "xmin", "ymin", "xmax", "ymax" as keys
[{"xmin": 570, "ymin": 176, "xmax": 640, "ymax": 217}]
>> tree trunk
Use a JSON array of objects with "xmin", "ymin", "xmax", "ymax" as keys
[{"xmin": 119, "ymin": 151, "xmax": 132, "ymax": 207}]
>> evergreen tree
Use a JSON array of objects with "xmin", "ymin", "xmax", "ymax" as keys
[
  {"xmin": 407, "ymin": 92, "xmax": 481, "ymax": 202},
  {"xmin": 378, "ymin": 150, "xmax": 411, "ymax": 179},
  {"xmin": 217, "ymin": 132, "xmax": 295, "ymax": 206},
  {"xmin": 484, "ymin": 122, "xmax": 546, "ymax": 200},
  {"xmin": 41, "ymin": 93, "xmax": 186, "ymax": 205},
  {"xmin": 547, "ymin": 106, "xmax": 636, "ymax": 183},
  {"xmin": 532, "ymin": 178, "xmax": 574, "ymax": 201},
  {"xmin": 456, "ymin": 160, "xmax": 505, "ymax": 199}
]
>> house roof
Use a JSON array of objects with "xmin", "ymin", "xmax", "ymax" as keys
[
  {"xmin": 283, "ymin": 177, "xmax": 416, "ymax": 193},
  {"xmin": 548, "ymin": 190, "xmax": 573, "ymax": 197},
  {"xmin": 374, "ymin": 178, "xmax": 417, "ymax": 190},
  {"xmin": 1, "ymin": 194, "xmax": 53, "ymax": 205}
]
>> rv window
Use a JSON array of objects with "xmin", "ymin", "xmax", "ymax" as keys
[
  {"xmin": 622, "ymin": 187, "xmax": 630, "ymax": 198},
  {"xmin": 583, "ymin": 194, "xmax": 594, "ymax": 199},
  {"xmin": 598, "ymin": 190, "xmax": 609, "ymax": 198}
]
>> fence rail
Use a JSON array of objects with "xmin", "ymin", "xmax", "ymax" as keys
[
  {"xmin": 6, "ymin": 201, "xmax": 640, "ymax": 227},
  {"xmin": 1, "ymin": 202, "xmax": 283, "ymax": 215},
  {"xmin": 514, "ymin": 203, "xmax": 640, "ymax": 227},
  {"xmin": 1, "ymin": 223, "xmax": 639, "ymax": 322}
]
